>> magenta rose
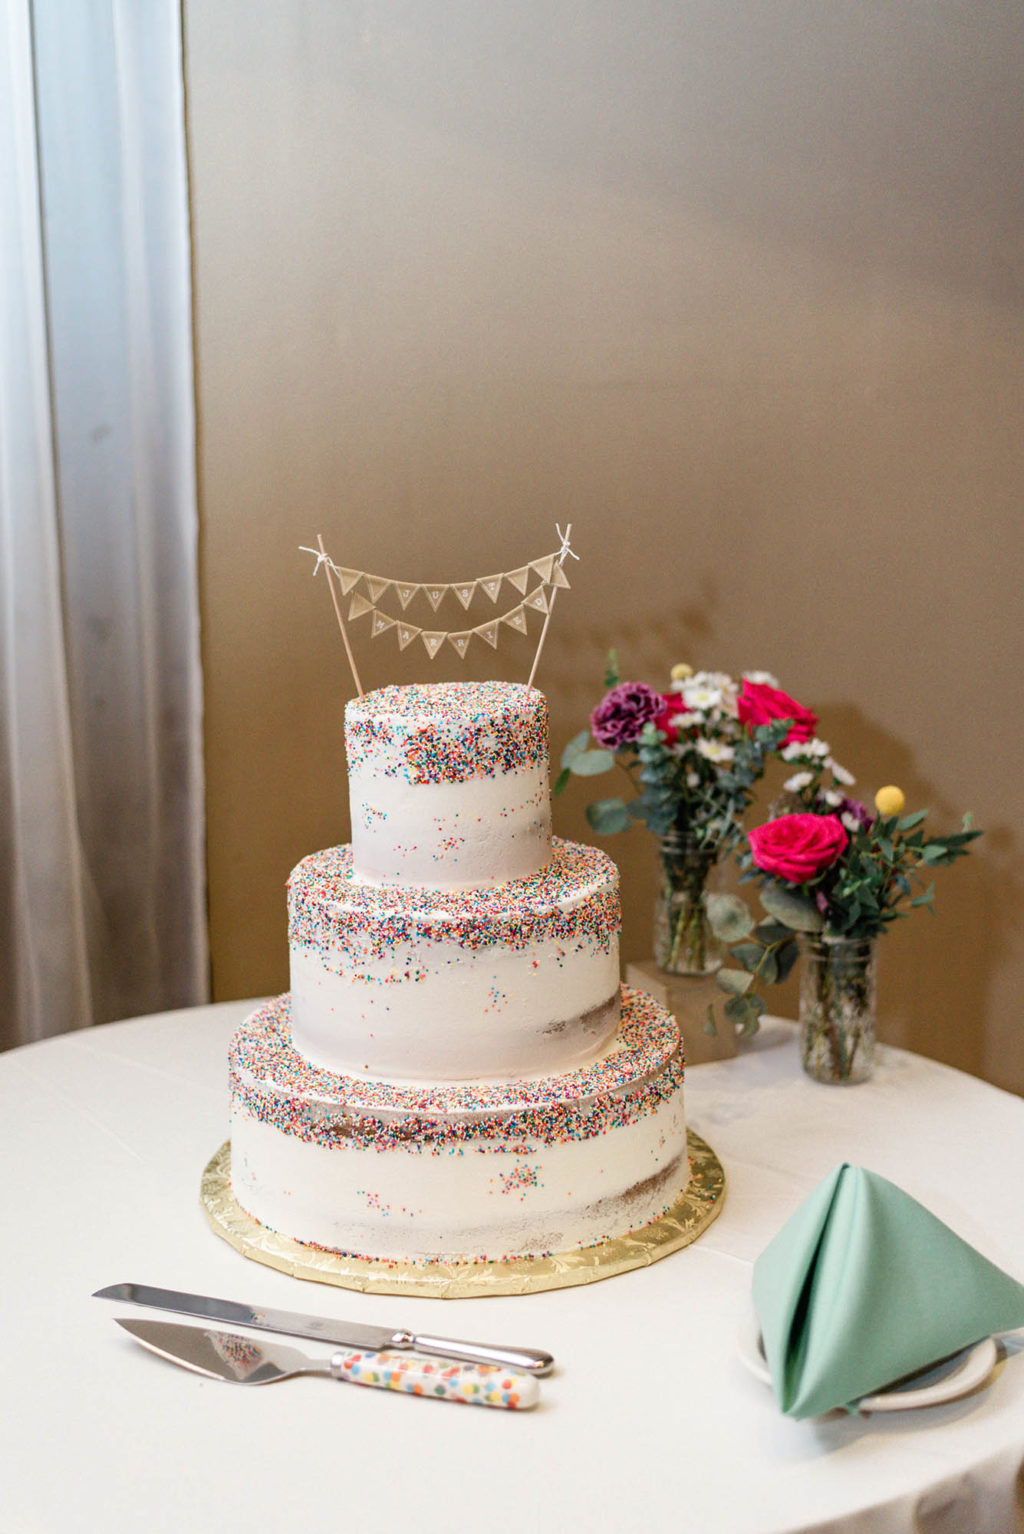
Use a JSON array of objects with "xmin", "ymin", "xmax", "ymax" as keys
[
  {"xmin": 737, "ymin": 679, "xmax": 818, "ymax": 745},
  {"xmin": 748, "ymin": 813, "xmax": 849, "ymax": 884},
  {"xmin": 653, "ymin": 693, "xmax": 687, "ymax": 744},
  {"xmin": 590, "ymin": 682, "xmax": 664, "ymax": 750}
]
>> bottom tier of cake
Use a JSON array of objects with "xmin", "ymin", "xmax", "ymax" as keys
[{"xmin": 229, "ymin": 986, "xmax": 688, "ymax": 1265}]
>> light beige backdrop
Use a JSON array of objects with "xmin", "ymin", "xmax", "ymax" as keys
[{"xmin": 184, "ymin": 3, "xmax": 1024, "ymax": 1092}]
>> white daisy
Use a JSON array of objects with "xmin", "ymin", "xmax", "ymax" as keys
[
  {"xmin": 828, "ymin": 759, "xmax": 855, "ymax": 786},
  {"xmin": 784, "ymin": 771, "xmax": 814, "ymax": 792},
  {"xmin": 682, "ymin": 683, "xmax": 724, "ymax": 713},
  {"xmin": 696, "ymin": 738, "xmax": 735, "ymax": 764},
  {"xmin": 821, "ymin": 789, "xmax": 844, "ymax": 807},
  {"xmin": 742, "ymin": 670, "xmax": 780, "ymax": 688}
]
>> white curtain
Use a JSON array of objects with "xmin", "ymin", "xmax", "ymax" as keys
[{"xmin": 0, "ymin": 0, "xmax": 207, "ymax": 1049}]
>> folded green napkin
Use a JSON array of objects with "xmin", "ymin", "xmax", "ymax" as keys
[{"xmin": 752, "ymin": 1163, "xmax": 1024, "ymax": 1418}]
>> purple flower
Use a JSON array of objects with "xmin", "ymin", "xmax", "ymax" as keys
[
  {"xmin": 838, "ymin": 796, "xmax": 874, "ymax": 831},
  {"xmin": 590, "ymin": 681, "xmax": 664, "ymax": 751}
]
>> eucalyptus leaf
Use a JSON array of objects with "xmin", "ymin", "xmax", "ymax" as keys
[
  {"xmin": 716, "ymin": 967, "xmax": 754, "ymax": 996},
  {"xmin": 775, "ymin": 938, "xmax": 800, "ymax": 982},
  {"xmin": 703, "ymin": 1003, "xmax": 718, "ymax": 1038},
  {"xmin": 569, "ymin": 749, "xmax": 616, "ymax": 777},
  {"xmin": 585, "ymin": 798, "xmax": 631, "ymax": 834},
  {"xmin": 759, "ymin": 882, "xmax": 824, "ymax": 932},
  {"xmin": 553, "ymin": 767, "xmax": 571, "ymax": 797},
  {"xmin": 898, "ymin": 810, "xmax": 928, "ymax": 832},
  {"xmin": 706, "ymin": 892, "xmax": 755, "ymax": 943},
  {"xmin": 559, "ymin": 730, "xmax": 592, "ymax": 769},
  {"xmin": 730, "ymin": 942, "xmax": 767, "ymax": 973},
  {"xmin": 753, "ymin": 919, "xmax": 791, "ymax": 945},
  {"xmin": 725, "ymin": 992, "xmax": 765, "ymax": 1034}
]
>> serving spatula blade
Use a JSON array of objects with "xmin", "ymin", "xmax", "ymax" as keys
[{"xmin": 114, "ymin": 1318, "xmax": 539, "ymax": 1409}]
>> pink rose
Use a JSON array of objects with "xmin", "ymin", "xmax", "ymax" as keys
[
  {"xmin": 737, "ymin": 679, "xmax": 818, "ymax": 745},
  {"xmin": 653, "ymin": 693, "xmax": 686, "ymax": 744},
  {"xmin": 748, "ymin": 813, "xmax": 848, "ymax": 884}
]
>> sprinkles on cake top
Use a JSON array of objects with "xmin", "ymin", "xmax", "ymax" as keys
[
  {"xmin": 229, "ymin": 986, "xmax": 683, "ymax": 1153},
  {"xmin": 346, "ymin": 681, "xmax": 548, "ymax": 785}
]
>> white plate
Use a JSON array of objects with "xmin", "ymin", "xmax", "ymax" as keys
[{"xmin": 736, "ymin": 1311, "xmax": 998, "ymax": 1413}]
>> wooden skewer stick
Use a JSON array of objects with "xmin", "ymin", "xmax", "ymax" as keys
[
  {"xmin": 317, "ymin": 533, "xmax": 364, "ymax": 699},
  {"xmin": 527, "ymin": 522, "xmax": 572, "ymax": 690}
]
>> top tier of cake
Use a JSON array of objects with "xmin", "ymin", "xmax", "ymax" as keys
[{"xmin": 346, "ymin": 681, "xmax": 552, "ymax": 889}]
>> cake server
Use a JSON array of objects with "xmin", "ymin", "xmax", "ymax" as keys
[
  {"xmin": 115, "ymin": 1318, "xmax": 539, "ymax": 1409},
  {"xmin": 94, "ymin": 1282, "xmax": 555, "ymax": 1375}
]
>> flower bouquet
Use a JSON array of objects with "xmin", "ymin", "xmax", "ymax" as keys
[
  {"xmin": 557, "ymin": 657, "xmax": 816, "ymax": 979},
  {"xmin": 718, "ymin": 750, "xmax": 982, "ymax": 1080}
]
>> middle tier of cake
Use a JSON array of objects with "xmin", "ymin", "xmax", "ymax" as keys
[{"xmin": 288, "ymin": 837, "xmax": 622, "ymax": 1081}]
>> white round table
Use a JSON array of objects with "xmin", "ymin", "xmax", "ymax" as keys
[{"xmin": 3, "ymin": 1003, "xmax": 1023, "ymax": 1534}]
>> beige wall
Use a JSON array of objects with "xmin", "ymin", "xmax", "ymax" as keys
[{"xmin": 184, "ymin": 4, "xmax": 1024, "ymax": 1092}]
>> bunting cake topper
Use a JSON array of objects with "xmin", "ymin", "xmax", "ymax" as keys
[{"xmin": 300, "ymin": 525, "xmax": 578, "ymax": 697}]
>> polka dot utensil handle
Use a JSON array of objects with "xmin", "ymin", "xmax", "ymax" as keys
[{"xmin": 330, "ymin": 1349, "xmax": 540, "ymax": 1409}]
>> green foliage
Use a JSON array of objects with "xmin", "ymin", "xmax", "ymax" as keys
[
  {"xmin": 706, "ymin": 892, "xmax": 755, "ymax": 943},
  {"xmin": 560, "ymin": 730, "xmax": 591, "ymax": 769},
  {"xmin": 702, "ymin": 892, "xmax": 800, "ymax": 1039},
  {"xmin": 568, "ymin": 749, "xmax": 616, "ymax": 777},
  {"xmin": 743, "ymin": 806, "xmax": 982, "ymax": 943},
  {"xmin": 604, "ymin": 649, "xmax": 620, "ymax": 688},
  {"xmin": 759, "ymin": 882, "xmax": 824, "ymax": 932},
  {"xmin": 585, "ymin": 798, "xmax": 631, "ymax": 834}
]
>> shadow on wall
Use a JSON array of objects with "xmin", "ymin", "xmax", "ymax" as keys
[
  {"xmin": 823, "ymin": 704, "xmax": 1022, "ymax": 1085},
  {"xmin": 546, "ymin": 608, "xmax": 1020, "ymax": 1087}
]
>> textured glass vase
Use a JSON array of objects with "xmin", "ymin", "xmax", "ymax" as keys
[
  {"xmin": 799, "ymin": 935, "xmax": 877, "ymax": 1083},
  {"xmin": 653, "ymin": 830, "xmax": 723, "ymax": 977}
]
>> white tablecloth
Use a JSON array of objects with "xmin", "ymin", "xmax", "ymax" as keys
[{"xmin": 2, "ymin": 1003, "xmax": 1023, "ymax": 1534}]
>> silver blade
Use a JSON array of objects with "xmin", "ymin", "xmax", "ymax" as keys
[
  {"xmin": 115, "ymin": 1318, "xmax": 313, "ymax": 1384},
  {"xmin": 95, "ymin": 1281, "xmax": 554, "ymax": 1374},
  {"xmin": 94, "ymin": 1282, "xmax": 396, "ymax": 1352}
]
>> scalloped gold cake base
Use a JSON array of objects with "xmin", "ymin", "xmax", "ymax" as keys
[{"xmin": 199, "ymin": 1132, "xmax": 725, "ymax": 1299}]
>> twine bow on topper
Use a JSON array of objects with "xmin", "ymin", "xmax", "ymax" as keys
[{"xmin": 299, "ymin": 525, "xmax": 578, "ymax": 697}]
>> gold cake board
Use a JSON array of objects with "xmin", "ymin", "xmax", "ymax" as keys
[{"xmin": 200, "ymin": 1131, "xmax": 725, "ymax": 1299}]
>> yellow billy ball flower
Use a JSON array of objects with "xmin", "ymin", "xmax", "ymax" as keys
[
  {"xmin": 874, "ymin": 785, "xmax": 906, "ymax": 817},
  {"xmin": 670, "ymin": 662, "xmax": 694, "ymax": 682}
]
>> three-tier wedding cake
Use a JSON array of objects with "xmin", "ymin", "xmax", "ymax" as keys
[{"xmin": 228, "ymin": 680, "xmax": 689, "ymax": 1265}]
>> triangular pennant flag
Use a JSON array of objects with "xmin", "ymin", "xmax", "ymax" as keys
[
  {"xmin": 348, "ymin": 592, "xmax": 373, "ymax": 620},
  {"xmin": 530, "ymin": 554, "xmax": 555, "ymax": 582},
  {"xmin": 424, "ymin": 586, "xmax": 447, "ymax": 611},
  {"xmin": 502, "ymin": 605, "xmax": 529, "ymax": 634},
  {"xmin": 549, "ymin": 562, "xmax": 571, "ymax": 590},
  {"xmin": 335, "ymin": 567, "xmax": 362, "ymax": 595},
  {"xmin": 480, "ymin": 576, "xmax": 503, "ymax": 603},
  {"xmin": 506, "ymin": 566, "xmax": 531, "ymax": 595},
  {"xmin": 453, "ymin": 582, "xmax": 476, "ymax": 609},
  {"xmin": 396, "ymin": 622, "xmax": 421, "ymax": 650},
  {"xmin": 754, "ymin": 1164, "xmax": 1024, "ymax": 1419},
  {"xmin": 371, "ymin": 609, "xmax": 395, "ymax": 638},
  {"xmin": 421, "ymin": 631, "xmax": 446, "ymax": 659},
  {"xmin": 395, "ymin": 584, "xmax": 419, "ymax": 609},
  {"xmin": 447, "ymin": 631, "xmax": 472, "ymax": 659},
  {"xmin": 474, "ymin": 621, "xmax": 499, "ymax": 648},
  {"xmin": 524, "ymin": 587, "xmax": 549, "ymax": 614},
  {"xmin": 366, "ymin": 577, "xmax": 391, "ymax": 603}
]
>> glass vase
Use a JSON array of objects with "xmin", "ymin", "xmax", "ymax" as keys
[
  {"xmin": 799, "ymin": 935, "xmax": 877, "ymax": 1084},
  {"xmin": 653, "ymin": 830, "xmax": 723, "ymax": 977}
]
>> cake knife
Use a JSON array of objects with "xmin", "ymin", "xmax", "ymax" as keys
[{"xmin": 94, "ymin": 1282, "xmax": 555, "ymax": 1376}]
